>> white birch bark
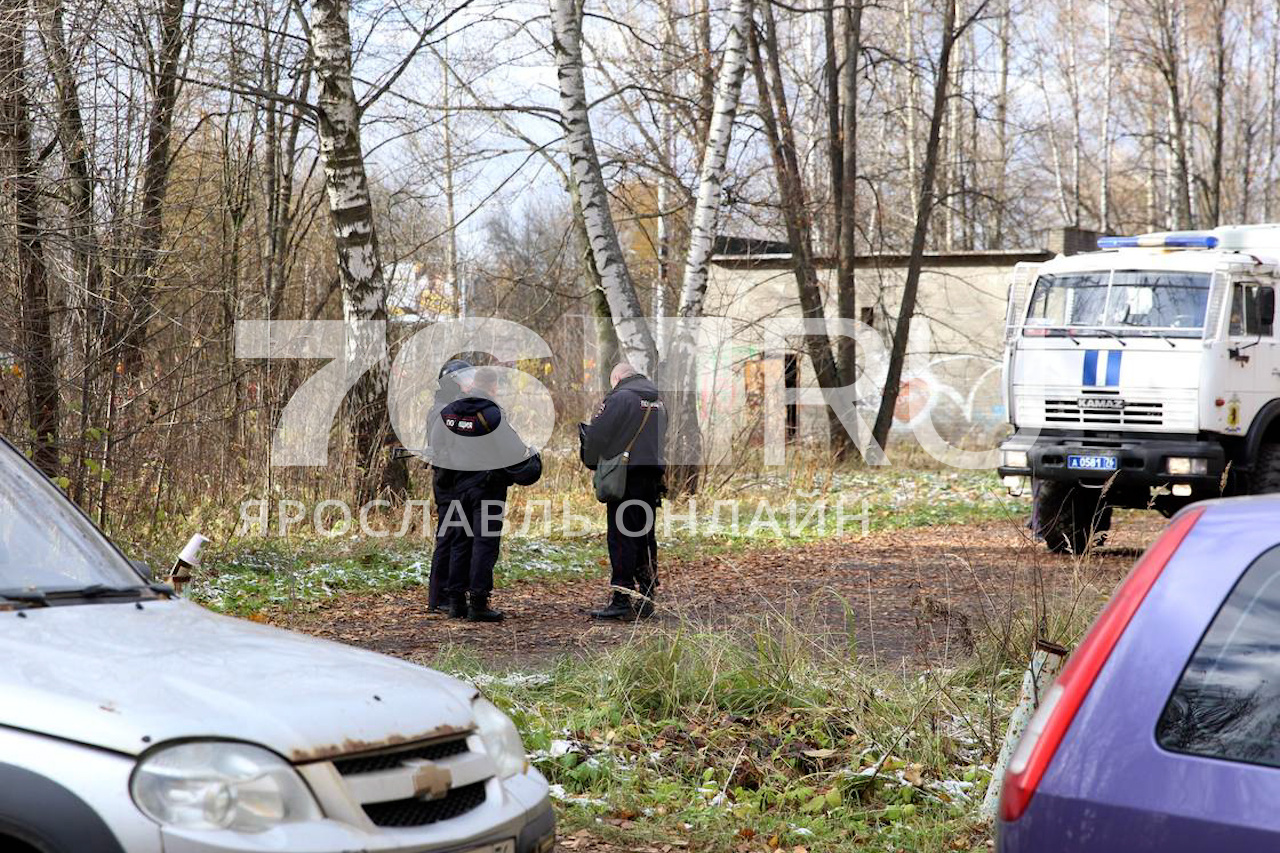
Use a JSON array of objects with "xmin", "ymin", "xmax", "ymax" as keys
[
  {"xmin": 677, "ymin": 0, "xmax": 753, "ymax": 321},
  {"xmin": 666, "ymin": 0, "xmax": 752, "ymax": 487},
  {"xmin": 550, "ymin": 0, "xmax": 657, "ymax": 375},
  {"xmin": 310, "ymin": 0, "xmax": 400, "ymax": 494}
]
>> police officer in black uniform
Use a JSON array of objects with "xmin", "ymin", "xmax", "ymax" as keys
[
  {"xmin": 581, "ymin": 363, "xmax": 668, "ymax": 620},
  {"xmin": 430, "ymin": 366, "xmax": 531, "ymax": 622},
  {"xmin": 426, "ymin": 360, "xmax": 471, "ymax": 614}
]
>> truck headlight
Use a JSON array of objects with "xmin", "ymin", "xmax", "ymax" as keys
[
  {"xmin": 131, "ymin": 741, "xmax": 320, "ymax": 832},
  {"xmin": 1165, "ymin": 457, "xmax": 1208, "ymax": 476},
  {"xmin": 1002, "ymin": 449, "xmax": 1029, "ymax": 469},
  {"xmin": 473, "ymin": 696, "xmax": 527, "ymax": 779}
]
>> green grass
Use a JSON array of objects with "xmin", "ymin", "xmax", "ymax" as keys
[
  {"xmin": 439, "ymin": 617, "xmax": 1012, "ymax": 852},
  {"xmin": 161, "ymin": 463, "xmax": 1057, "ymax": 850},
  {"xmin": 178, "ymin": 468, "xmax": 1028, "ymax": 617}
]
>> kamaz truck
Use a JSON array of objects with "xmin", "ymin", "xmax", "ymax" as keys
[{"xmin": 998, "ymin": 224, "xmax": 1280, "ymax": 552}]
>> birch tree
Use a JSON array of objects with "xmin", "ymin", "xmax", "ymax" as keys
[
  {"xmin": 550, "ymin": 0, "xmax": 658, "ymax": 375},
  {"xmin": 667, "ymin": 0, "xmax": 753, "ymax": 489},
  {"xmin": 310, "ymin": 0, "xmax": 405, "ymax": 497}
]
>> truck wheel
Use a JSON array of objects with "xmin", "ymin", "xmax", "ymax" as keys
[
  {"xmin": 1253, "ymin": 444, "xmax": 1280, "ymax": 493},
  {"xmin": 1034, "ymin": 480, "xmax": 1111, "ymax": 555}
]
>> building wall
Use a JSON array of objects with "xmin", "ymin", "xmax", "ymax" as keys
[{"xmin": 696, "ymin": 250, "xmax": 1053, "ymax": 463}]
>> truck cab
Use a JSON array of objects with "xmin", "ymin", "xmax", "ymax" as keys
[{"xmin": 998, "ymin": 225, "xmax": 1280, "ymax": 552}]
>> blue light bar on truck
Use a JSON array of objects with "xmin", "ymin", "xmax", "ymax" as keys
[{"xmin": 1097, "ymin": 233, "xmax": 1219, "ymax": 250}]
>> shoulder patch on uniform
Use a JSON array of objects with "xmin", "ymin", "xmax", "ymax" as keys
[
  {"xmin": 595, "ymin": 400, "xmax": 608, "ymax": 418},
  {"xmin": 443, "ymin": 413, "xmax": 479, "ymax": 434},
  {"xmin": 641, "ymin": 399, "xmax": 665, "ymax": 410}
]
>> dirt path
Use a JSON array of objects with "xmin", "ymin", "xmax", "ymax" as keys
[{"xmin": 272, "ymin": 513, "xmax": 1165, "ymax": 670}]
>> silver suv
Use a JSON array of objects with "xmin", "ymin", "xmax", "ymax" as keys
[{"xmin": 0, "ymin": 437, "xmax": 554, "ymax": 853}]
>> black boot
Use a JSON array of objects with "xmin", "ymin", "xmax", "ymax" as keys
[
  {"xmin": 467, "ymin": 593, "xmax": 505, "ymax": 622},
  {"xmin": 448, "ymin": 592, "xmax": 468, "ymax": 619},
  {"xmin": 634, "ymin": 585, "xmax": 657, "ymax": 619},
  {"xmin": 634, "ymin": 569, "xmax": 658, "ymax": 619},
  {"xmin": 589, "ymin": 591, "xmax": 635, "ymax": 621}
]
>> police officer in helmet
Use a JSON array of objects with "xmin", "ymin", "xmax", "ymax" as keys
[
  {"xmin": 581, "ymin": 363, "xmax": 668, "ymax": 620},
  {"xmin": 430, "ymin": 365, "xmax": 535, "ymax": 622},
  {"xmin": 426, "ymin": 359, "xmax": 471, "ymax": 614}
]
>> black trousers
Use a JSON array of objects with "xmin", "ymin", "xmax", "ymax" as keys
[
  {"xmin": 437, "ymin": 488, "xmax": 507, "ymax": 597},
  {"xmin": 428, "ymin": 508, "xmax": 451, "ymax": 607},
  {"xmin": 605, "ymin": 498, "xmax": 658, "ymax": 592}
]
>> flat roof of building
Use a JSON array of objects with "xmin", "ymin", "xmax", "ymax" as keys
[{"xmin": 710, "ymin": 248, "xmax": 1055, "ymax": 269}]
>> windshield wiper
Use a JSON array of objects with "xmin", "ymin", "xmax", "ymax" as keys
[
  {"xmin": 1095, "ymin": 325, "xmax": 1126, "ymax": 345},
  {"xmin": 1116, "ymin": 321, "xmax": 1178, "ymax": 348},
  {"xmin": 0, "ymin": 588, "xmax": 48, "ymax": 609},
  {"xmin": 44, "ymin": 583, "xmax": 151, "ymax": 600}
]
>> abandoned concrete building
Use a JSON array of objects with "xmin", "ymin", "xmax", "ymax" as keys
[{"xmin": 695, "ymin": 228, "xmax": 1099, "ymax": 464}]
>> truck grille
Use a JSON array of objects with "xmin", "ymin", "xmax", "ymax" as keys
[
  {"xmin": 1044, "ymin": 398, "xmax": 1164, "ymax": 428},
  {"xmin": 333, "ymin": 737, "xmax": 470, "ymax": 776},
  {"xmin": 362, "ymin": 780, "xmax": 487, "ymax": 827}
]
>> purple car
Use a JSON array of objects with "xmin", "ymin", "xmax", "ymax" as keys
[{"xmin": 998, "ymin": 496, "xmax": 1280, "ymax": 851}]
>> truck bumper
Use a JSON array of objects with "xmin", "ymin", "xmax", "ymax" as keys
[{"xmin": 997, "ymin": 430, "xmax": 1226, "ymax": 495}]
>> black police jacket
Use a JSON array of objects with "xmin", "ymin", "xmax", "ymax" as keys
[
  {"xmin": 582, "ymin": 375, "xmax": 668, "ymax": 498},
  {"xmin": 430, "ymin": 396, "xmax": 529, "ymax": 499}
]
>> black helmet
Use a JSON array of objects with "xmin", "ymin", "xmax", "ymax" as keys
[{"xmin": 439, "ymin": 359, "xmax": 473, "ymax": 379}]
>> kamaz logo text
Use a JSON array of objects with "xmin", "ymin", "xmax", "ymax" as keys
[{"xmin": 1079, "ymin": 396, "xmax": 1126, "ymax": 410}]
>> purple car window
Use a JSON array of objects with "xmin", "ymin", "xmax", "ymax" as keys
[{"xmin": 1157, "ymin": 544, "xmax": 1280, "ymax": 767}]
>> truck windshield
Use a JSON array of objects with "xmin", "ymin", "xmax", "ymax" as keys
[
  {"xmin": 0, "ymin": 440, "xmax": 141, "ymax": 592},
  {"xmin": 1025, "ymin": 270, "xmax": 1211, "ymax": 335}
]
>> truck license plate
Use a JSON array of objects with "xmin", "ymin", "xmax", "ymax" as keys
[{"xmin": 1067, "ymin": 454, "xmax": 1118, "ymax": 472}]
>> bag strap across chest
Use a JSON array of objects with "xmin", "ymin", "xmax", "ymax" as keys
[{"xmin": 621, "ymin": 405, "xmax": 652, "ymax": 461}]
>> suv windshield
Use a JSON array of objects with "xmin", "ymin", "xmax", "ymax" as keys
[
  {"xmin": 0, "ymin": 440, "xmax": 141, "ymax": 591},
  {"xmin": 1025, "ymin": 270, "xmax": 1211, "ymax": 335}
]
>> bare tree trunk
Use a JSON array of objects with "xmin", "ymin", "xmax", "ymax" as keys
[
  {"xmin": 823, "ymin": 0, "xmax": 843, "ymax": 254},
  {"xmin": 1, "ymin": 0, "xmax": 60, "ymax": 479},
  {"xmin": 903, "ymin": 0, "xmax": 919, "ymax": 213},
  {"xmin": 1101, "ymin": 0, "xmax": 1114, "ymax": 232},
  {"xmin": 677, "ymin": 0, "xmax": 753, "ymax": 323},
  {"xmin": 550, "ymin": 0, "xmax": 657, "ymax": 374},
  {"xmin": 994, "ymin": 0, "xmax": 1010, "ymax": 244},
  {"xmin": 1208, "ymin": 0, "xmax": 1227, "ymax": 225},
  {"xmin": 668, "ymin": 0, "xmax": 752, "ymax": 491},
  {"xmin": 835, "ymin": 0, "xmax": 863, "ymax": 453},
  {"xmin": 1039, "ymin": 60, "xmax": 1071, "ymax": 224},
  {"xmin": 442, "ymin": 36, "xmax": 462, "ymax": 319},
  {"xmin": 696, "ymin": 0, "xmax": 715, "ymax": 150},
  {"xmin": 750, "ymin": 6, "xmax": 850, "ymax": 457},
  {"xmin": 1240, "ymin": 0, "xmax": 1257, "ymax": 222},
  {"xmin": 310, "ymin": 0, "xmax": 406, "ymax": 499},
  {"xmin": 37, "ymin": 0, "xmax": 103, "ymax": 489},
  {"xmin": 124, "ymin": 0, "xmax": 187, "ymax": 368},
  {"xmin": 1267, "ymin": 0, "xmax": 1279, "ymax": 220},
  {"xmin": 1066, "ymin": 0, "xmax": 1082, "ymax": 225},
  {"xmin": 872, "ymin": 0, "xmax": 963, "ymax": 451},
  {"xmin": 1161, "ymin": 0, "xmax": 1194, "ymax": 228}
]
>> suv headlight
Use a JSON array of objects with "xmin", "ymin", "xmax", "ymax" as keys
[
  {"xmin": 473, "ymin": 696, "xmax": 527, "ymax": 778},
  {"xmin": 131, "ymin": 741, "xmax": 320, "ymax": 832}
]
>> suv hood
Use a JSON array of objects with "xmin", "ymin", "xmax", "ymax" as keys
[{"xmin": 0, "ymin": 600, "xmax": 477, "ymax": 760}]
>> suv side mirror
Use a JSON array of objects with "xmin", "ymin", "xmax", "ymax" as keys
[{"xmin": 131, "ymin": 560, "xmax": 153, "ymax": 582}]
